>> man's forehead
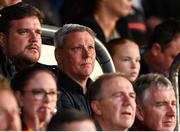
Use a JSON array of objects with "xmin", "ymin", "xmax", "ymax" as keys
[
  {"xmin": 147, "ymin": 87, "xmax": 175, "ymax": 100},
  {"xmin": 10, "ymin": 16, "xmax": 40, "ymax": 26},
  {"xmin": 63, "ymin": 32, "xmax": 94, "ymax": 47},
  {"xmin": 65, "ymin": 31, "xmax": 93, "ymax": 37},
  {"xmin": 102, "ymin": 77, "xmax": 134, "ymax": 92}
]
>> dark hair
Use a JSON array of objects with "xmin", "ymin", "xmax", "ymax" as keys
[
  {"xmin": 147, "ymin": 18, "xmax": 180, "ymax": 52},
  {"xmin": 0, "ymin": 2, "xmax": 44, "ymax": 34},
  {"xmin": 11, "ymin": 65, "xmax": 57, "ymax": 92},
  {"xmin": 47, "ymin": 108, "xmax": 95, "ymax": 131}
]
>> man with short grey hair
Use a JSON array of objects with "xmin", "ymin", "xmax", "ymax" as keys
[
  {"xmin": 130, "ymin": 73, "xmax": 176, "ymax": 131},
  {"xmin": 54, "ymin": 24, "xmax": 96, "ymax": 115}
]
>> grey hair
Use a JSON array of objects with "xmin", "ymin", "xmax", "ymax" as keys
[
  {"xmin": 134, "ymin": 73, "xmax": 174, "ymax": 106},
  {"xmin": 54, "ymin": 24, "xmax": 96, "ymax": 48}
]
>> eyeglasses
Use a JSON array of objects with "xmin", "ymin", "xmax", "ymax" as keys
[{"xmin": 22, "ymin": 88, "xmax": 60, "ymax": 101}]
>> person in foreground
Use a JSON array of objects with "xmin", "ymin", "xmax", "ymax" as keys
[
  {"xmin": 130, "ymin": 73, "xmax": 176, "ymax": 131},
  {"xmin": 11, "ymin": 66, "xmax": 59, "ymax": 131},
  {"xmin": 88, "ymin": 72, "xmax": 136, "ymax": 131},
  {"xmin": 0, "ymin": 74, "xmax": 21, "ymax": 131},
  {"xmin": 47, "ymin": 108, "xmax": 97, "ymax": 131}
]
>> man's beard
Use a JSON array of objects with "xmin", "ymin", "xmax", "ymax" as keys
[{"xmin": 11, "ymin": 53, "xmax": 40, "ymax": 70}]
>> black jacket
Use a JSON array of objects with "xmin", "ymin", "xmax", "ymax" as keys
[
  {"xmin": 0, "ymin": 51, "xmax": 16, "ymax": 80},
  {"xmin": 0, "ymin": 51, "xmax": 56, "ymax": 80},
  {"xmin": 79, "ymin": 15, "xmax": 131, "ymax": 44},
  {"xmin": 139, "ymin": 57, "xmax": 151, "ymax": 76},
  {"xmin": 57, "ymin": 69, "xmax": 92, "ymax": 116}
]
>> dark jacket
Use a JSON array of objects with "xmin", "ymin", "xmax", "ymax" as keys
[
  {"xmin": 93, "ymin": 118, "xmax": 103, "ymax": 131},
  {"xmin": 139, "ymin": 57, "xmax": 151, "ymax": 76},
  {"xmin": 79, "ymin": 15, "xmax": 131, "ymax": 44},
  {"xmin": 0, "ymin": 51, "xmax": 56, "ymax": 80},
  {"xmin": 57, "ymin": 69, "xmax": 92, "ymax": 116},
  {"xmin": 0, "ymin": 51, "xmax": 17, "ymax": 80},
  {"xmin": 129, "ymin": 117, "xmax": 153, "ymax": 131}
]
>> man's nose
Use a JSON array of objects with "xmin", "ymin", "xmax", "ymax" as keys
[
  {"xmin": 123, "ymin": 95, "xmax": 132, "ymax": 106},
  {"xmin": 82, "ymin": 47, "xmax": 91, "ymax": 58},
  {"xmin": 29, "ymin": 31, "xmax": 39, "ymax": 42},
  {"xmin": 166, "ymin": 104, "xmax": 176, "ymax": 117}
]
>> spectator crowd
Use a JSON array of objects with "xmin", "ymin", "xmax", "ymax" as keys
[{"xmin": 0, "ymin": 0, "xmax": 180, "ymax": 131}]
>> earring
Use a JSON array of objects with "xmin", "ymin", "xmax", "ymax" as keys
[{"xmin": 54, "ymin": 107, "xmax": 57, "ymax": 114}]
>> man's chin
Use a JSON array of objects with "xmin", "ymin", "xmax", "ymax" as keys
[
  {"xmin": 81, "ymin": 71, "xmax": 93, "ymax": 78},
  {"xmin": 25, "ymin": 58, "xmax": 39, "ymax": 64},
  {"xmin": 13, "ymin": 57, "xmax": 39, "ymax": 68},
  {"xmin": 24, "ymin": 55, "xmax": 40, "ymax": 63}
]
